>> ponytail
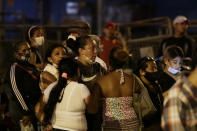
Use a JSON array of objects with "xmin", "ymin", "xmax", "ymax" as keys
[{"xmin": 44, "ymin": 76, "xmax": 67, "ymax": 123}]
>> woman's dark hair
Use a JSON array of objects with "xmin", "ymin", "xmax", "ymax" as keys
[
  {"xmin": 67, "ymin": 35, "xmax": 90, "ymax": 56},
  {"xmin": 14, "ymin": 41, "xmax": 29, "ymax": 52},
  {"xmin": 109, "ymin": 47, "xmax": 129, "ymax": 70},
  {"xmin": 66, "ymin": 38, "xmax": 78, "ymax": 55},
  {"xmin": 135, "ymin": 56, "xmax": 155, "ymax": 76},
  {"xmin": 29, "ymin": 26, "xmax": 41, "ymax": 38},
  {"xmin": 65, "ymin": 20, "xmax": 91, "ymax": 35},
  {"xmin": 45, "ymin": 44, "xmax": 67, "ymax": 63},
  {"xmin": 163, "ymin": 45, "xmax": 184, "ymax": 60},
  {"xmin": 137, "ymin": 57, "xmax": 155, "ymax": 71},
  {"xmin": 44, "ymin": 57, "xmax": 78, "ymax": 123}
]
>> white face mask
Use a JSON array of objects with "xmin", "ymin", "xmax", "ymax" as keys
[
  {"xmin": 168, "ymin": 67, "xmax": 180, "ymax": 75},
  {"xmin": 34, "ymin": 36, "xmax": 44, "ymax": 46},
  {"xmin": 83, "ymin": 54, "xmax": 95, "ymax": 64},
  {"xmin": 52, "ymin": 63, "xmax": 58, "ymax": 68}
]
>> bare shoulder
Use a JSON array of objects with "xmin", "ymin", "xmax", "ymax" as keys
[
  {"xmin": 98, "ymin": 72, "xmax": 112, "ymax": 81},
  {"xmin": 97, "ymin": 72, "xmax": 115, "ymax": 87}
]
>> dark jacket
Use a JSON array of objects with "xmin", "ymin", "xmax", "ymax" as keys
[
  {"xmin": 7, "ymin": 59, "xmax": 41, "ymax": 130},
  {"xmin": 9, "ymin": 60, "xmax": 41, "ymax": 111}
]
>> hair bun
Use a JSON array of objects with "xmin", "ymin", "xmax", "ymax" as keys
[
  {"xmin": 114, "ymin": 49, "xmax": 129, "ymax": 62},
  {"xmin": 66, "ymin": 38, "xmax": 79, "ymax": 54}
]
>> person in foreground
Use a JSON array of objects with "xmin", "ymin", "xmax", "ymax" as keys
[
  {"xmin": 44, "ymin": 57, "xmax": 90, "ymax": 131},
  {"xmin": 161, "ymin": 54, "xmax": 197, "ymax": 131},
  {"xmin": 97, "ymin": 47, "xmax": 143, "ymax": 130}
]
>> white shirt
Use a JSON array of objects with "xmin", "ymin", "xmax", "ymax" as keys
[
  {"xmin": 44, "ymin": 81, "xmax": 90, "ymax": 131},
  {"xmin": 95, "ymin": 56, "xmax": 107, "ymax": 71}
]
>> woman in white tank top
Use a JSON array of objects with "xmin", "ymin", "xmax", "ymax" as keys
[{"xmin": 43, "ymin": 57, "xmax": 90, "ymax": 131}]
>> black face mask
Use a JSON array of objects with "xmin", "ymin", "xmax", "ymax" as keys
[{"xmin": 144, "ymin": 71, "xmax": 160, "ymax": 82}]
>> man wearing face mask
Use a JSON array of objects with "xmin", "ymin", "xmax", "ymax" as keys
[
  {"xmin": 7, "ymin": 41, "xmax": 41, "ymax": 130},
  {"xmin": 27, "ymin": 26, "xmax": 45, "ymax": 70},
  {"xmin": 161, "ymin": 49, "xmax": 197, "ymax": 131},
  {"xmin": 135, "ymin": 56, "xmax": 164, "ymax": 130}
]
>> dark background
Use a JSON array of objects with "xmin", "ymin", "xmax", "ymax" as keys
[
  {"xmin": 0, "ymin": 0, "xmax": 197, "ymax": 69},
  {"xmin": 2, "ymin": 0, "xmax": 197, "ymax": 32}
]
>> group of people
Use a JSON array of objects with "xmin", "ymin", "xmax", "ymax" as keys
[{"xmin": 0, "ymin": 15, "xmax": 196, "ymax": 131}]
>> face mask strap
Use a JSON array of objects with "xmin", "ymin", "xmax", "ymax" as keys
[
  {"xmin": 18, "ymin": 53, "xmax": 30, "ymax": 62},
  {"xmin": 83, "ymin": 54, "xmax": 94, "ymax": 64},
  {"xmin": 28, "ymin": 25, "xmax": 38, "ymax": 40}
]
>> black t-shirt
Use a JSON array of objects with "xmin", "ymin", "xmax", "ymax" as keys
[
  {"xmin": 158, "ymin": 36, "xmax": 194, "ymax": 57},
  {"xmin": 158, "ymin": 72, "xmax": 176, "ymax": 92}
]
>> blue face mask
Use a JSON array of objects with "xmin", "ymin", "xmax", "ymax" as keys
[
  {"xmin": 18, "ymin": 53, "xmax": 30, "ymax": 62},
  {"xmin": 168, "ymin": 67, "xmax": 180, "ymax": 75}
]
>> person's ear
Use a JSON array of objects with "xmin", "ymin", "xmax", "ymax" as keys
[
  {"xmin": 47, "ymin": 57, "xmax": 53, "ymax": 63},
  {"xmin": 139, "ymin": 69, "xmax": 145, "ymax": 76},
  {"xmin": 79, "ymin": 48, "xmax": 84, "ymax": 55},
  {"xmin": 14, "ymin": 52, "xmax": 19, "ymax": 59},
  {"xmin": 29, "ymin": 36, "xmax": 34, "ymax": 43},
  {"xmin": 173, "ymin": 23, "xmax": 178, "ymax": 29},
  {"xmin": 163, "ymin": 58, "xmax": 170, "ymax": 70},
  {"xmin": 164, "ymin": 58, "xmax": 169, "ymax": 65}
]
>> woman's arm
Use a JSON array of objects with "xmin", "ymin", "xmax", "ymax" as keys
[
  {"xmin": 40, "ymin": 71, "xmax": 57, "ymax": 92},
  {"xmin": 85, "ymin": 83, "xmax": 102, "ymax": 114}
]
